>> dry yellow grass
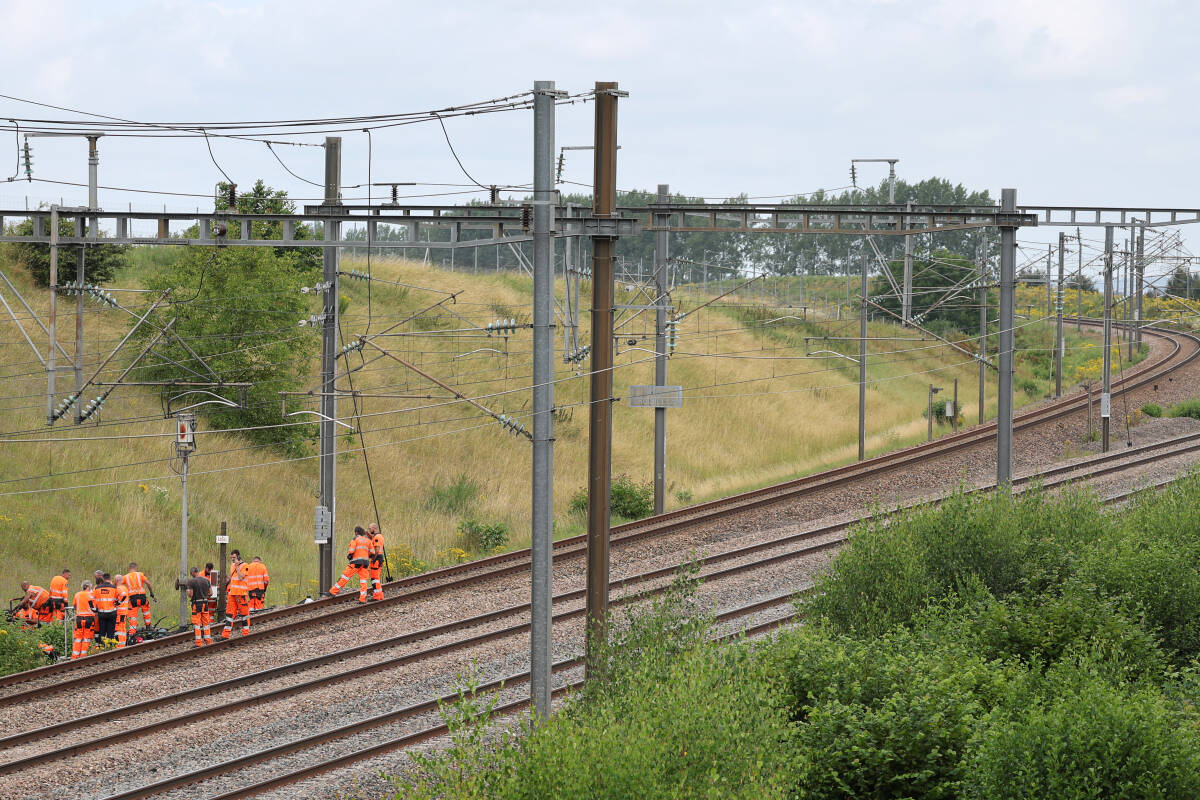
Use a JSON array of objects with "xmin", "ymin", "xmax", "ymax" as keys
[{"xmin": 0, "ymin": 253, "xmax": 1104, "ymax": 611}]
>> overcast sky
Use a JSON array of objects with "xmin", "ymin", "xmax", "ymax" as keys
[{"xmin": 1, "ymin": 0, "xmax": 1197, "ymax": 263}]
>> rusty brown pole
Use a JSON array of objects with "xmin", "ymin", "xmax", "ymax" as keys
[{"xmin": 586, "ymin": 82, "xmax": 619, "ymax": 676}]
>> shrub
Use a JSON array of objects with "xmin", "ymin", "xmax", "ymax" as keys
[
  {"xmin": 4, "ymin": 216, "xmax": 127, "ymax": 286},
  {"xmin": 0, "ymin": 621, "xmax": 56, "ymax": 676},
  {"xmin": 1141, "ymin": 402, "xmax": 1163, "ymax": 418},
  {"xmin": 1017, "ymin": 378, "xmax": 1041, "ymax": 398},
  {"xmin": 457, "ymin": 518, "xmax": 509, "ymax": 553},
  {"xmin": 567, "ymin": 474, "xmax": 654, "ymax": 521},
  {"xmin": 385, "ymin": 543, "xmax": 428, "ymax": 577},
  {"xmin": 1168, "ymin": 398, "xmax": 1200, "ymax": 420},
  {"xmin": 426, "ymin": 474, "xmax": 481, "ymax": 515},
  {"xmin": 965, "ymin": 680, "xmax": 1200, "ymax": 799}
]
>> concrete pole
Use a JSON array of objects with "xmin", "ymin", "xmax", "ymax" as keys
[
  {"xmin": 1055, "ymin": 232, "xmax": 1065, "ymax": 398},
  {"xmin": 1102, "ymin": 226, "xmax": 1114, "ymax": 453},
  {"xmin": 318, "ymin": 137, "xmax": 342, "ymax": 592},
  {"xmin": 586, "ymin": 82, "xmax": 619, "ymax": 677},
  {"xmin": 902, "ymin": 202, "xmax": 914, "ymax": 323},
  {"xmin": 858, "ymin": 252, "xmax": 868, "ymax": 461},
  {"xmin": 997, "ymin": 188, "xmax": 1017, "ymax": 485},
  {"xmin": 979, "ymin": 239, "xmax": 987, "ymax": 425},
  {"xmin": 927, "ymin": 384, "xmax": 935, "ymax": 442},
  {"xmin": 46, "ymin": 207, "xmax": 58, "ymax": 425},
  {"xmin": 529, "ymin": 80, "xmax": 557, "ymax": 718},
  {"xmin": 653, "ymin": 184, "xmax": 669, "ymax": 513}
]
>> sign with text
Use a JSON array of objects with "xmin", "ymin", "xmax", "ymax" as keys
[{"xmin": 628, "ymin": 385, "xmax": 683, "ymax": 408}]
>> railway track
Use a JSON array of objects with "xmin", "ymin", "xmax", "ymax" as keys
[
  {"xmin": 2, "ymin": 323, "xmax": 1192, "ymax": 702},
  {"xmin": 5, "ymin": 422, "xmax": 1200, "ymax": 799}
]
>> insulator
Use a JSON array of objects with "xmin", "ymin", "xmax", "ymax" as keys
[
  {"xmin": 521, "ymin": 204, "xmax": 532, "ymax": 230},
  {"xmin": 22, "ymin": 140, "xmax": 32, "ymax": 180},
  {"xmin": 79, "ymin": 395, "xmax": 106, "ymax": 421},
  {"xmin": 489, "ymin": 185, "xmax": 499, "ymax": 204},
  {"xmin": 227, "ymin": 183, "xmax": 237, "ymax": 209}
]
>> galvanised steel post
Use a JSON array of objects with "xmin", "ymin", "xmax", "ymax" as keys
[
  {"xmin": 1056, "ymin": 232, "xmax": 1065, "ymax": 398},
  {"xmin": 530, "ymin": 79, "xmax": 557, "ymax": 718},
  {"xmin": 319, "ymin": 137, "xmax": 342, "ymax": 592},
  {"xmin": 1102, "ymin": 225, "xmax": 1114, "ymax": 452},
  {"xmin": 586, "ymin": 82, "xmax": 619, "ymax": 677},
  {"xmin": 979, "ymin": 239, "xmax": 987, "ymax": 425},
  {"xmin": 1136, "ymin": 223, "xmax": 1145, "ymax": 354},
  {"xmin": 902, "ymin": 201, "xmax": 914, "ymax": 323},
  {"xmin": 859, "ymin": 252, "xmax": 868, "ymax": 461},
  {"xmin": 654, "ymin": 183, "xmax": 669, "ymax": 512},
  {"xmin": 47, "ymin": 206, "xmax": 58, "ymax": 425},
  {"xmin": 997, "ymin": 188, "xmax": 1017, "ymax": 485}
]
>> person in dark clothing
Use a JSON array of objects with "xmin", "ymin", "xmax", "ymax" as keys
[{"xmin": 186, "ymin": 567, "xmax": 214, "ymax": 647}]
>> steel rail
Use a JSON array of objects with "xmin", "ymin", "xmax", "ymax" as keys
[
  {"xmin": 0, "ymin": 323, "xmax": 1192, "ymax": 698},
  {"xmin": 8, "ymin": 427, "xmax": 1200, "ymax": 773},
  {"xmin": 94, "ymin": 600, "xmax": 796, "ymax": 800}
]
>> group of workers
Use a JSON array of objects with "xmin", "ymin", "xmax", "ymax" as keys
[
  {"xmin": 11, "ymin": 524, "xmax": 383, "ymax": 661},
  {"xmin": 327, "ymin": 523, "xmax": 386, "ymax": 603},
  {"xmin": 12, "ymin": 551, "xmax": 272, "ymax": 658}
]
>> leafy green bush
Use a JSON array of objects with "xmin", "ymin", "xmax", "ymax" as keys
[
  {"xmin": 966, "ymin": 679, "xmax": 1200, "ymax": 799},
  {"xmin": 567, "ymin": 474, "xmax": 655, "ymax": 521},
  {"xmin": 1017, "ymin": 378, "xmax": 1041, "ymax": 398},
  {"xmin": 427, "ymin": 474, "xmax": 481, "ymax": 515},
  {"xmin": 457, "ymin": 518, "xmax": 509, "ymax": 553},
  {"xmin": 1141, "ymin": 402, "xmax": 1163, "ymax": 418},
  {"xmin": 4, "ymin": 215, "xmax": 127, "ymax": 286},
  {"xmin": 0, "ymin": 621, "xmax": 58, "ymax": 676},
  {"xmin": 1168, "ymin": 398, "xmax": 1200, "ymax": 420}
]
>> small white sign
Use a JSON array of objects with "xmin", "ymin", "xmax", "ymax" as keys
[
  {"xmin": 945, "ymin": 400, "xmax": 955, "ymax": 418},
  {"xmin": 628, "ymin": 385, "xmax": 683, "ymax": 408},
  {"xmin": 215, "ymin": 535, "xmax": 229, "ymax": 544},
  {"xmin": 314, "ymin": 505, "xmax": 332, "ymax": 542},
  {"xmin": 1100, "ymin": 392, "xmax": 1111, "ymax": 418}
]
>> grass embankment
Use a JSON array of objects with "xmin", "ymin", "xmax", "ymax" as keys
[
  {"xmin": 0, "ymin": 253, "xmax": 1119, "ymax": 612},
  {"xmin": 393, "ymin": 476, "xmax": 1200, "ymax": 799}
]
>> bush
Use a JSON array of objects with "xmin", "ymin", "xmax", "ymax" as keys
[
  {"xmin": 0, "ymin": 621, "xmax": 58, "ymax": 676},
  {"xmin": 568, "ymin": 474, "xmax": 654, "ymax": 521},
  {"xmin": 426, "ymin": 474, "xmax": 481, "ymax": 515},
  {"xmin": 457, "ymin": 518, "xmax": 509, "ymax": 553},
  {"xmin": 1141, "ymin": 402, "xmax": 1163, "ymax": 418},
  {"xmin": 1168, "ymin": 398, "xmax": 1200, "ymax": 420},
  {"xmin": 966, "ymin": 680, "xmax": 1200, "ymax": 799},
  {"xmin": 1017, "ymin": 378, "xmax": 1041, "ymax": 398}
]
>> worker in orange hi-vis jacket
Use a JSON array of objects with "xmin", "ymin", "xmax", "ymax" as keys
[
  {"xmin": 221, "ymin": 554, "xmax": 251, "ymax": 638},
  {"xmin": 244, "ymin": 557, "xmax": 270, "ymax": 612},
  {"xmin": 12, "ymin": 582, "xmax": 50, "ymax": 627},
  {"xmin": 47, "ymin": 569, "xmax": 70, "ymax": 623},
  {"xmin": 122, "ymin": 562, "xmax": 155, "ymax": 630},
  {"xmin": 71, "ymin": 581, "xmax": 96, "ymax": 659},
  {"xmin": 328, "ymin": 526, "xmax": 373, "ymax": 603},
  {"xmin": 90, "ymin": 574, "xmax": 120, "ymax": 644},
  {"xmin": 368, "ymin": 523, "xmax": 386, "ymax": 601},
  {"xmin": 113, "ymin": 576, "xmax": 133, "ymax": 648}
]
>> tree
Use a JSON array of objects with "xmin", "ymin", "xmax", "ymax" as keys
[
  {"xmin": 210, "ymin": 179, "xmax": 321, "ymax": 271},
  {"xmin": 1165, "ymin": 267, "xmax": 1199, "ymax": 300},
  {"xmin": 4, "ymin": 215, "xmax": 127, "ymax": 287},
  {"xmin": 873, "ymin": 249, "xmax": 980, "ymax": 333},
  {"xmin": 135, "ymin": 245, "xmax": 318, "ymax": 453}
]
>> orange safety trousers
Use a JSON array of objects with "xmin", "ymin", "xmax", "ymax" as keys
[
  {"xmin": 115, "ymin": 609, "xmax": 134, "ymax": 648},
  {"xmin": 126, "ymin": 594, "xmax": 152, "ymax": 629},
  {"xmin": 329, "ymin": 560, "xmax": 369, "ymax": 602},
  {"xmin": 72, "ymin": 615, "xmax": 96, "ymax": 659},
  {"xmin": 191, "ymin": 603, "xmax": 213, "ymax": 646},
  {"xmin": 369, "ymin": 556, "xmax": 384, "ymax": 600},
  {"xmin": 221, "ymin": 595, "xmax": 250, "ymax": 638}
]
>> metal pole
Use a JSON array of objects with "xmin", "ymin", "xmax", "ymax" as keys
[
  {"xmin": 927, "ymin": 384, "xmax": 934, "ymax": 442},
  {"xmin": 952, "ymin": 378, "xmax": 958, "ymax": 433},
  {"xmin": 178, "ymin": 447, "xmax": 189, "ymax": 628},
  {"xmin": 997, "ymin": 188, "xmax": 1017, "ymax": 485},
  {"xmin": 653, "ymin": 183, "xmax": 669, "ymax": 512},
  {"xmin": 47, "ymin": 207, "xmax": 58, "ymax": 425},
  {"xmin": 1046, "ymin": 243, "xmax": 1053, "ymax": 318},
  {"xmin": 979, "ymin": 240, "xmax": 987, "ymax": 425},
  {"xmin": 1102, "ymin": 226, "xmax": 1114, "ymax": 452},
  {"xmin": 858, "ymin": 251, "xmax": 867, "ymax": 461},
  {"xmin": 319, "ymin": 137, "xmax": 342, "ymax": 592},
  {"xmin": 1135, "ymin": 223, "xmax": 1144, "ymax": 354},
  {"xmin": 1055, "ymin": 232, "xmax": 1065, "ymax": 398},
  {"xmin": 1125, "ymin": 232, "xmax": 1134, "ymax": 362},
  {"xmin": 217, "ymin": 521, "xmax": 227, "ymax": 623},
  {"xmin": 1076, "ymin": 227, "xmax": 1083, "ymax": 332},
  {"xmin": 586, "ymin": 81, "xmax": 619, "ymax": 677},
  {"xmin": 74, "ymin": 214, "xmax": 84, "ymax": 421},
  {"xmin": 529, "ymin": 79, "xmax": 557, "ymax": 719},
  {"xmin": 902, "ymin": 201, "xmax": 914, "ymax": 323}
]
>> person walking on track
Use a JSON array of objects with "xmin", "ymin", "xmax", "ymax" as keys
[
  {"xmin": 187, "ymin": 567, "xmax": 213, "ymax": 647},
  {"xmin": 221, "ymin": 554, "xmax": 251, "ymax": 638},
  {"xmin": 71, "ymin": 581, "xmax": 96, "ymax": 659},
  {"xmin": 47, "ymin": 569, "xmax": 70, "ymax": 623},
  {"xmin": 123, "ymin": 563, "xmax": 155, "ymax": 631},
  {"xmin": 368, "ymin": 523, "xmax": 386, "ymax": 601},
  {"xmin": 328, "ymin": 526, "xmax": 373, "ymax": 603}
]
